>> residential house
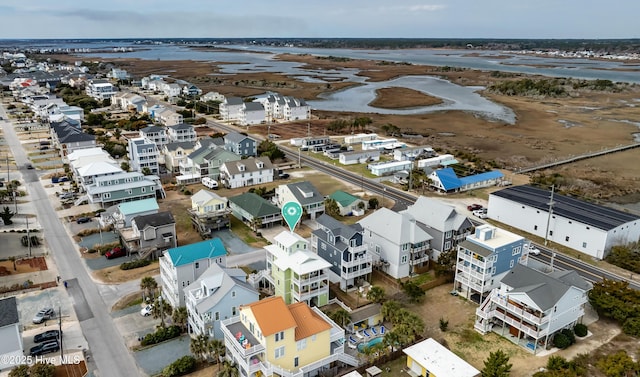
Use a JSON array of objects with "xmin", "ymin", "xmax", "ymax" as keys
[
  {"xmin": 393, "ymin": 146, "xmax": 435, "ymax": 161},
  {"xmin": 240, "ymin": 102, "xmax": 266, "ymax": 125},
  {"xmin": 327, "ymin": 190, "xmax": 366, "ymax": 216},
  {"xmin": 403, "ymin": 338, "xmax": 480, "ymax": 377},
  {"xmin": 338, "ymin": 150, "xmax": 380, "ymax": 166},
  {"xmin": 0, "ymin": 297, "xmax": 23, "ymax": 371},
  {"xmin": 67, "ymin": 147, "xmax": 112, "ymax": 165},
  {"xmin": 157, "ymin": 108, "xmax": 184, "ymax": 126},
  {"xmin": 160, "ymin": 239, "xmax": 228, "ymax": 308},
  {"xmin": 108, "ymin": 68, "xmax": 130, "ymax": 80},
  {"xmin": 127, "ymin": 136, "xmax": 160, "ymax": 174},
  {"xmin": 429, "ymin": 167, "xmax": 504, "ymax": 193},
  {"xmin": 50, "ymin": 119, "xmax": 96, "ymax": 157},
  {"xmin": 301, "ymin": 136, "xmax": 330, "ymax": 149},
  {"xmin": 475, "ymin": 264, "xmax": 592, "ymax": 353},
  {"xmin": 182, "ymin": 84, "xmax": 202, "ymax": 97},
  {"xmin": 167, "ymin": 123, "xmax": 196, "ymax": 143},
  {"xmin": 265, "ymin": 231, "xmax": 331, "ymax": 306},
  {"xmin": 86, "ymin": 79, "xmax": 117, "ymax": 100},
  {"xmin": 220, "ymin": 157, "xmax": 274, "ymax": 189},
  {"xmin": 402, "ymin": 196, "xmax": 474, "ymax": 260},
  {"xmin": 120, "ymin": 211, "xmax": 177, "ymax": 259},
  {"xmin": 202, "ymin": 91, "xmax": 225, "ymax": 102},
  {"xmin": 76, "ymin": 161, "xmax": 123, "ymax": 187},
  {"xmin": 417, "ymin": 154, "xmax": 457, "ymax": 169},
  {"xmin": 488, "ymin": 185, "xmax": 640, "ymax": 260},
  {"xmin": 179, "ymin": 147, "xmax": 240, "ymax": 185},
  {"xmin": 186, "ymin": 264, "xmax": 258, "ymax": 338},
  {"xmin": 189, "ymin": 189, "xmax": 231, "ymax": 238},
  {"xmin": 102, "ymin": 198, "xmax": 159, "ymax": 228},
  {"xmin": 229, "ymin": 192, "xmax": 283, "ymax": 229},
  {"xmin": 368, "ymin": 161, "xmax": 413, "ymax": 177},
  {"xmin": 345, "ymin": 303, "xmax": 383, "ymax": 333},
  {"xmin": 163, "ymin": 83, "xmax": 182, "ymax": 98},
  {"xmin": 163, "ymin": 141, "xmax": 196, "ymax": 174},
  {"xmin": 283, "ymin": 96, "xmax": 310, "ymax": 121},
  {"xmin": 140, "ymin": 125, "xmax": 168, "ymax": 149},
  {"xmin": 344, "ymin": 133, "xmax": 378, "ymax": 145},
  {"xmin": 312, "ymin": 214, "xmax": 372, "ymax": 291},
  {"xmin": 220, "ymin": 96, "xmax": 244, "ymax": 122},
  {"xmin": 358, "ymin": 208, "xmax": 433, "ymax": 279},
  {"xmin": 224, "ymin": 132, "xmax": 257, "ymax": 157},
  {"xmin": 221, "ymin": 296, "xmax": 358, "ymax": 377},
  {"xmin": 274, "ymin": 181, "xmax": 325, "ymax": 220},
  {"xmin": 454, "ymin": 224, "xmax": 528, "ymax": 303},
  {"xmin": 113, "ymin": 92, "xmax": 147, "ymax": 112},
  {"xmin": 84, "ymin": 171, "xmax": 164, "ymax": 208}
]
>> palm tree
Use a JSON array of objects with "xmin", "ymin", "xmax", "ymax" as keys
[
  {"xmin": 208, "ymin": 338, "xmax": 226, "ymax": 370},
  {"xmin": 383, "ymin": 330, "xmax": 402, "ymax": 352},
  {"xmin": 331, "ymin": 308, "xmax": 351, "ymax": 328},
  {"xmin": 152, "ymin": 296, "xmax": 173, "ymax": 328},
  {"xmin": 217, "ymin": 360, "xmax": 239, "ymax": 377},
  {"xmin": 381, "ymin": 300, "xmax": 401, "ymax": 323},
  {"xmin": 172, "ymin": 306, "xmax": 188, "ymax": 333},
  {"xmin": 140, "ymin": 276, "xmax": 158, "ymax": 302},
  {"xmin": 190, "ymin": 334, "xmax": 209, "ymax": 363},
  {"xmin": 366, "ymin": 286, "xmax": 385, "ymax": 303}
]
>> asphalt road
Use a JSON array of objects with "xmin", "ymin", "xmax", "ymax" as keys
[{"xmin": 1, "ymin": 106, "xmax": 140, "ymax": 377}]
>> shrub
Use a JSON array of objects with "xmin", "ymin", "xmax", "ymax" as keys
[
  {"xmin": 162, "ymin": 355, "xmax": 196, "ymax": 377},
  {"xmin": 439, "ymin": 317, "xmax": 449, "ymax": 332},
  {"xmin": 141, "ymin": 325, "xmax": 181, "ymax": 346},
  {"xmin": 574, "ymin": 323, "xmax": 588, "ymax": 337},
  {"xmin": 553, "ymin": 332, "xmax": 571, "ymax": 349},
  {"xmin": 622, "ymin": 317, "xmax": 640, "ymax": 337},
  {"xmin": 120, "ymin": 259, "xmax": 151, "ymax": 270},
  {"xmin": 561, "ymin": 328, "xmax": 576, "ymax": 345}
]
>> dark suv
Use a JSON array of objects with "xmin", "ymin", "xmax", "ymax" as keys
[
  {"xmin": 34, "ymin": 330, "xmax": 61, "ymax": 343},
  {"xmin": 30, "ymin": 341, "xmax": 60, "ymax": 356}
]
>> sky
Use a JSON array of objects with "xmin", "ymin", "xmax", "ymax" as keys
[{"xmin": 0, "ymin": 0, "xmax": 637, "ymax": 40}]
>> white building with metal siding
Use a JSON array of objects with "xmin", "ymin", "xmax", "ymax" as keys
[{"xmin": 488, "ymin": 185, "xmax": 640, "ymax": 260}]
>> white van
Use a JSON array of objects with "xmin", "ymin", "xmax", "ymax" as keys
[{"xmin": 201, "ymin": 177, "xmax": 219, "ymax": 189}]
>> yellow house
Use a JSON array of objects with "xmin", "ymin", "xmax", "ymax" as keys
[
  {"xmin": 221, "ymin": 296, "xmax": 359, "ymax": 377},
  {"xmin": 403, "ymin": 338, "xmax": 480, "ymax": 377}
]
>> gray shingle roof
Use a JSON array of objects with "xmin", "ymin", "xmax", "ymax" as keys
[
  {"xmin": 284, "ymin": 181, "xmax": 323, "ymax": 205},
  {"xmin": 223, "ymin": 157, "xmax": 273, "ymax": 175},
  {"xmin": 458, "ymin": 239, "xmax": 492, "ymax": 257},
  {"xmin": 140, "ymin": 125, "xmax": 165, "ymax": 134},
  {"xmin": 133, "ymin": 211, "xmax": 175, "ymax": 230},
  {"xmin": 244, "ymin": 102, "xmax": 265, "ymax": 111},
  {"xmin": 491, "ymin": 185, "xmax": 640, "ymax": 231},
  {"xmin": 358, "ymin": 208, "xmax": 433, "ymax": 245},
  {"xmin": 0, "ymin": 297, "xmax": 19, "ymax": 327},
  {"xmin": 501, "ymin": 264, "xmax": 592, "ymax": 311},
  {"xmin": 403, "ymin": 196, "xmax": 472, "ymax": 233},
  {"xmin": 165, "ymin": 141, "xmax": 195, "ymax": 152},
  {"xmin": 224, "ymin": 132, "xmax": 252, "ymax": 144},
  {"xmin": 225, "ymin": 97, "xmax": 243, "ymax": 105}
]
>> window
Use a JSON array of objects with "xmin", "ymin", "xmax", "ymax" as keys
[
  {"xmin": 195, "ymin": 262, "xmax": 199, "ymax": 268},
  {"xmin": 549, "ymin": 231, "xmax": 553, "ymax": 236},
  {"xmin": 510, "ymin": 260, "xmax": 514, "ymax": 268},
  {"xmin": 103, "ymin": 193, "xmax": 111, "ymax": 199},
  {"xmin": 275, "ymin": 331, "xmax": 285, "ymax": 342},
  {"xmin": 294, "ymin": 357, "xmax": 299, "ymax": 367},
  {"xmin": 214, "ymin": 312, "xmax": 220, "ymax": 321},
  {"xmin": 512, "ymin": 246, "xmax": 521, "ymax": 256},
  {"xmin": 582, "ymin": 242, "xmax": 587, "ymax": 248},
  {"xmin": 232, "ymin": 306, "xmax": 237, "ymax": 316},
  {"xmin": 444, "ymin": 241, "xmax": 451, "ymax": 250},
  {"xmin": 232, "ymin": 291, "xmax": 236, "ymax": 297},
  {"xmin": 296, "ymin": 339, "xmax": 307, "ymax": 351},
  {"xmin": 491, "ymin": 267, "xmax": 496, "ymax": 274},
  {"xmin": 401, "ymin": 255, "xmax": 408, "ymax": 264},
  {"xmin": 274, "ymin": 346, "xmax": 285, "ymax": 359},
  {"xmin": 534, "ymin": 225, "xmax": 538, "ymax": 230},
  {"xmin": 565, "ymin": 236, "xmax": 570, "ymax": 242},
  {"xmin": 445, "ymin": 231, "xmax": 452, "ymax": 238},
  {"xmin": 375, "ymin": 245, "xmax": 381, "ymax": 254},
  {"xmin": 141, "ymin": 187, "xmax": 146, "ymax": 193}
]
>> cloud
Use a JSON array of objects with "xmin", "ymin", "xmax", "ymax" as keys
[{"xmin": 409, "ymin": 4, "xmax": 445, "ymax": 11}]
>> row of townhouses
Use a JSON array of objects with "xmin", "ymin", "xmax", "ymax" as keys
[{"xmin": 220, "ymin": 93, "xmax": 311, "ymax": 125}]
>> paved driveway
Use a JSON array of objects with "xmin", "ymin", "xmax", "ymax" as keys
[{"xmin": 215, "ymin": 229, "xmax": 259, "ymax": 255}]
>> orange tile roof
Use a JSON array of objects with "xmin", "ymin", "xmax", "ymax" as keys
[
  {"xmin": 244, "ymin": 296, "xmax": 296, "ymax": 336},
  {"xmin": 288, "ymin": 302, "xmax": 332, "ymax": 340}
]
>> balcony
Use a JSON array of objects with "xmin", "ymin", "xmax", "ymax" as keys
[
  {"xmin": 295, "ymin": 273, "xmax": 328, "ymax": 286},
  {"xmin": 342, "ymin": 254, "xmax": 372, "ymax": 269},
  {"xmin": 293, "ymin": 285, "xmax": 329, "ymax": 302},
  {"xmin": 341, "ymin": 265, "xmax": 372, "ymax": 280},
  {"xmin": 489, "ymin": 295, "xmax": 549, "ymax": 325},
  {"xmin": 409, "ymin": 254, "xmax": 430, "ymax": 266},
  {"xmin": 220, "ymin": 317, "xmax": 264, "ymax": 358},
  {"xmin": 457, "ymin": 264, "xmax": 488, "ymax": 282}
]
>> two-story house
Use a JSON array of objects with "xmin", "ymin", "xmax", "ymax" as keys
[
  {"xmin": 163, "ymin": 141, "xmax": 196, "ymax": 174},
  {"xmin": 85, "ymin": 79, "xmax": 117, "ymax": 100},
  {"xmin": 221, "ymin": 296, "xmax": 358, "ymax": 377},
  {"xmin": 157, "ymin": 108, "xmax": 184, "ymax": 126},
  {"xmin": 167, "ymin": 123, "xmax": 196, "ymax": 143},
  {"xmin": 160, "ymin": 239, "xmax": 228, "ymax": 308},
  {"xmin": 265, "ymin": 231, "xmax": 331, "ymax": 307},
  {"xmin": 140, "ymin": 125, "xmax": 168, "ymax": 149},
  {"xmin": 127, "ymin": 136, "xmax": 160, "ymax": 174},
  {"xmin": 274, "ymin": 181, "xmax": 325, "ymax": 220},
  {"xmin": 186, "ymin": 263, "xmax": 258, "ymax": 338},
  {"xmin": 402, "ymin": 196, "xmax": 474, "ymax": 260},
  {"xmin": 220, "ymin": 157, "xmax": 274, "ymax": 189},
  {"xmin": 179, "ymin": 145, "xmax": 240, "ymax": 185},
  {"xmin": 358, "ymin": 208, "xmax": 433, "ymax": 279},
  {"xmin": 312, "ymin": 214, "xmax": 372, "ymax": 291},
  {"xmin": 475, "ymin": 264, "xmax": 592, "ymax": 354},
  {"xmin": 102, "ymin": 197, "xmax": 159, "ymax": 229},
  {"xmin": 189, "ymin": 189, "xmax": 231, "ymax": 238},
  {"xmin": 224, "ymin": 132, "xmax": 257, "ymax": 157},
  {"xmin": 84, "ymin": 171, "xmax": 164, "ymax": 208},
  {"xmin": 454, "ymin": 224, "xmax": 528, "ymax": 304},
  {"xmin": 119, "ymin": 211, "xmax": 177, "ymax": 259},
  {"xmin": 219, "ymin": 96, "xmax": 244, "ymax": 122},
  {"xmin": 50, "ymin": 119, "xmax": 96, "ymax": 157}
]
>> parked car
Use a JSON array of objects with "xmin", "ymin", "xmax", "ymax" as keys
[
  {"xmin": 278, "ymin": 173, "xmax": 290, "ymax": 179},
  {"xmin": 473, "ymin": 209, "xmax": 488, "ymax": 219},
  {"xmin": 201, "ymin": 177, "xmax": 219, "ymax": 189},
  {"xmin": 25, "ymin": 163, "xmax": 34, "ymax": 169},
  {"xmin": 59, "ymin": 192, "xmax": 75, "ymax": 200},
  {"xmin": 527, "ymin": 244, "xmax": 541, "ymax": 255},
  {"xmin": 140, "ymin": 304, "xmax": 153, "ymax": 317},
  {"xmin": 105, "ymin": 246, "xmax": 126, "ymax": 259},
  {"xmin": 467, "ymin": 203, "xmax": 483, "ymax": 211},
  {"xmin": 30, "ymin": 341, "xmax": 60, "ymax": 356},
  {"xmin": 34, "ymin": 330, "xmax": 61, "ymax": 343},
  {"xmin": 76, "ymin": 217, "xmax": 91, "ymax": 224},
  {"xmin": 32, "ymin": 308, "xmax": 55, "ymax": 324}
]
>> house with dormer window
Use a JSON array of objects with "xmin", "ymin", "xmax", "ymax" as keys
[
  {"xmin": 219, "ymin": 157, "xmax": 274, "ymax": 189},
  {"xmin": 274, "ymin": 181, "xmax": 325, "ymax": 220}
]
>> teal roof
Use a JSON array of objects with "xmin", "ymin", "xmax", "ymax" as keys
[
  {"xmin": 118, "ymin": 198, "xmax": 159, "ymax": 215},
  {"xmin": 166, "ymin": 238, "xmax": 227, "ymax": 267},
  {"xmin": 329, "ymin": 190, "xmax": 360, "ymax": 207}
]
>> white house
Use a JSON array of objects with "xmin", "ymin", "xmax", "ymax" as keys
[
  {"xmin": 219, "ymin": 96, "xmax": 244, "ymax": 122},
  {"xmin": 160, "ymin": 239, "xmax": 228, "ymax": 308},
  {"xmin": 127, "ymin": 136, "xmax": 160, "ymax": 174},
  {"xmin": 219, "ymin": 157, "xmax": 274, "ymax": 189},
  {"xmin": 86, "ymin": 79, "xmax": 117, "ymax": 100},
  {"xmin": 368, "ymin": 160, "xmax": 413, "ymax": 177},
  {"xmin": 403, "ymin": 338, "xmax": 480, "ymax": 377},
  {"xmin": 488, "ymin": 185, "xmax": 640, "ymax": 260},
  {"xmin": 240, "ymin": 102, "xmax": 266, "ymax": 125},
  {"xmin": 167, "ymin": 123, "xmax": 196, "ymax": 143},
  {"xmin": 475, "ymin": 264, "xmax": 592, "ymax": 354},
  {"xmin": 358, "ymin": 208, "xmax": 433, "ymax": 279},
  {"xmin": 274, "ymin": 181, "xmax": 325, "ymax": 220},
  {"xmin": 0, "ymin": 297, "xmax": 23, "ymax": 371},
  {"xmin": 338, "ymin": 150, "xmax": 380, "ymax": 165}
]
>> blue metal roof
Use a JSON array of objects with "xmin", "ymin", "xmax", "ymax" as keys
[
  {"xmin": 118, "ymin": 198, "xmax": 159, "ymax": 215},
  {"xmin": 459, "ymin": 170, "xmax": 504, "ymax": 185},
  {"xmin": 166, "ymin": 238, "xmax": 227, "ymax": 267},
  {"xmin": 435, "ymin": 168, "xmax": 462, "ymax": 191}
]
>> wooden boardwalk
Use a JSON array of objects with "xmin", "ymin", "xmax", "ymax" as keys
[{"xmin": 515, "ymin": 143, "xmax": 640, "ymax": 174}]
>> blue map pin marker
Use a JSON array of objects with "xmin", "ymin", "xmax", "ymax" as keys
[{"xmin": 282, "ymin": 201, "xmax": 303, "ymax": 233}]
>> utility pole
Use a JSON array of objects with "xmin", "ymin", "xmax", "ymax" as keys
[
  {"xmin": 544, "ymin": 185, "xmax": 555, "ymax": 246},
  {"xmin": 58, "ymin": 305, "xmax": 63, "ymax": 358},
  {"xmin": 26, "ymin": 216, "xmax": 31, "ymax": 257}
]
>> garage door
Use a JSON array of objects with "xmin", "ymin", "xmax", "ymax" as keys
[{"xmin": 410, "ymin": 359, "xmax": 423, "ymax": 376}]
